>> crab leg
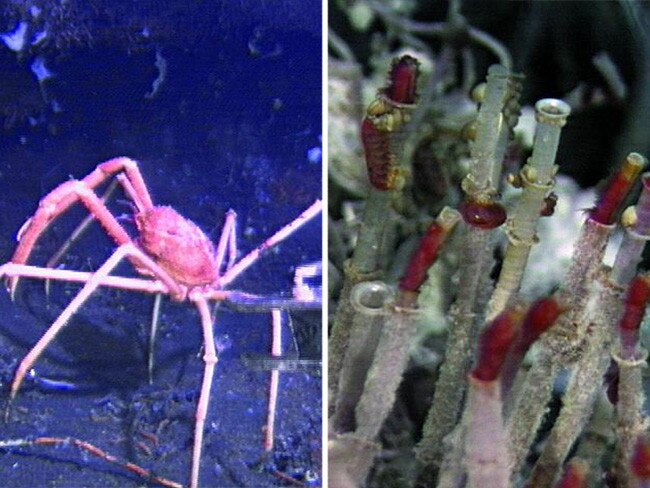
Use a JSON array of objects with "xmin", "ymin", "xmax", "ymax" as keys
[
  {"xmin": 115, "ymin": 174, "xmax": 147, "ymax": 213},
  {"xmin": 46, "ymin": 160, "xmax": 153, "ymax": 274},
  {"xmin": 12, "ymin": 181, "xmax": 183, "ymax": 299},
  {"xmin": 189, "ymin": 292, "xmax": 219, "ymax": 488},
  {"xmin": 1, "ymin": 263, "xmax": 321, "ymax": 312},
  {"xmin": 214, "ymin": 209, "xmax": 238, "ymax": 274},
  {"xmin": 10, "ymin": 157, "xmax": 153, "ymax": 296},
  {"xmin": 10, "ymin": 182, "xmax": 131, "ymax": 297},
  {"xmin": 218, "ymin": 199, "xmax": 322, "ymax": 288},
  {"xmin": 82, "ymin": 157, "xmax": 154, "ymax": 211},
  {"xmin": 8, "ymin": 244, "xmax": 130, "ymax": 402},
  {"xmin": 148, "ymin": 293, "xmax": 163, "ymax": 385},
  {"xmin": 0, "ymin": 263, "xmax": 188, "ymax": 295},
  {"xmin": 46, "ymin": 179, "xmax": 120, "ymax": 274},
  {"xmin": 264, "ymin": 308, "xmax": 283, "ymax": 452},
  {"xmin": 5, "ymin": 243, "xmax": 185, "ymax": 406}
]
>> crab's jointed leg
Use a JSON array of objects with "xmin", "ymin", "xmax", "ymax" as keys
[
  {"xmin": 9, "ymin": 157, "xmax": 154, "ymax": 297},
  {"xmin": 5, "ymin": 243, "xmax": 184, "ymax": 406},
  {"xmin": 189, "ymin": 292, "xmax": 219, "ymax": 488},
  {"xmin": 214, "ymin": 209, "xmax": 238, "ymax": 274},
  {"xmin": 0, "ymin": 263, "xmax": 178, "ymax": 295},
  {"xmin": 45, "ymin": 179, "xmax": 120, "ymax": 274},
  {"xmin": 82, "ymin": 157, "xmax": 154, "ymax": 211},
  {"xmin": 218, "ymin": 199, "xmax": 322, "ymax": 288},
  {"xmin": 264, "ymin": 308, "xmax": 283, "ymax": 453}
]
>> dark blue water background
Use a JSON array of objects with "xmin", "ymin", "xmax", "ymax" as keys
[{"xmin": 0, "ymin": 1, "xmax": 321, "ymax": 486}]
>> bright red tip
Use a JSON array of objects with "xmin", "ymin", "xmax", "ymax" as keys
[
  {"xmin": 619, "ymin": 274, "xmax": 650, "ymax": 356},
  {"xmin": 386, "ymin": 55, "xmax": 420, "ymax": 105},
  {"xmin": 361, "ymin": 117, "xmax": 398, "ymax": 191},
  {"xmin": 459, "ymin": 199, "xmax": 507, "ymax": 229},
  {"xmin": 519, "ymin": 297, "xmax": 566, "ymax": 349},
  {"xmin": 620, "ymin": 275, "xmax": 650, "ymax": 331},
  {"xmin": 471, "ymin": 307, "xmax": 525, "ymax": 382},
  {"xmin": 499, "ymin": 296, "xmax": 566, "ymax": 396},
  {"xmin": 398, "ymin": 209, "xmax": 460, "ymax": 293},
  {"xmin": 590, "ymin": 153, "xmax": 645, "ymax": 225}
]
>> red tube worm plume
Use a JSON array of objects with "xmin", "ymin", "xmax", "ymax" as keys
[
  {"xmin": 398, "ymin": 208, "xmax": 460, "ymax": 295},
  {"xmin": 471, "ymin": 306, "xmax": 526, "ymax": 382},
  {"xmin": 554, "ymin": 459, "xmax": 589, "ymax": 488},
  {"xmin": 517, "ymin": 296, "xmax": 567, "ymax": 352},
  {"xmin": 619, "ymin": 273, "xmax": 650, "ymax": 356},
  {"xmin": 590, "ymin": 152, "xmax": 646, "ymax": 225},
  {"xmin": 632, "ymin": 434, "xmax": 650, "ymax": 481},
  {"xmin": 361, "ymin": 55, "xmax": 420, "ymax": 192},
  {"xmin": 459, "ymin": 197, "xmax": 507, "ymax": 229},
  {"xmin": 500, "ymin": 296, "xmax": 566, "ymax": 394},
  {"xmin": 385, "ymin": 55, "xmax": 420, "ymax": 104},
  {"xmin": 361, "ymin": 117, "xmax": 399, "ymax": 191}
]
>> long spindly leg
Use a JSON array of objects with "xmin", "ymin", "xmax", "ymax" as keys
[
  {"xmin": 45, "ymin": 179, "xmax": 120, "ymax": 297},
  {"xmin": 148, "ymin": 293, "xmax": 163, "ymax": 385},
  {"xmin": 0, "ymin": 263, "xmax": 167, "ymax": 295},
  {"xmin": 81, "ymin": 157, "xmax": 154, "ymax": 211},
  {"xmin": 10, "ymin": 181, "xmax": 184, "ymax": 300},
  {"xmin": 214, "ymin": 209, "xmax": 238, "ymax": 274},
  {"xmin": 264, "ymin": 308, "xmax": 283, "ymax": 453},
  {"xmin": 46, "ymin": 157, "xmax": 156, "ymax": 275},
  {"xmin": 189, "ymin": 293, "xmax": 219, "ymax": 488},
  {"xmin": 6, "ymin": 242, "xmax": 184, "ymax": 409},
  {"xmin": 45, "ymin": 169, "xmax": 149, "ymax": 277},
  {"xmin": 209, "ymin": 209, "xmax": 238, "ymax": 318},
  {"xmin": 9, "ymin": 157, "xmax": 153, "ymax": 295},
  {"xmin": 10, "ymin": 181, "xmax": 132, "ymax": 297},
  {"xmin": 7, "ymin": 244, "xmax": 133, "ymax": 408},
  {"xmin": 218, "ymin": 199, "xmax": 322, "ymax": 288}
]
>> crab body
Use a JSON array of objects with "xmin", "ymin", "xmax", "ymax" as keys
[
  {"xmin": 135, "ymin": 205, "xmax": 219, "ymax": 287},
  {"xmin": 0, "ymin": 157, "xmax": 322, "ymax": 488}
]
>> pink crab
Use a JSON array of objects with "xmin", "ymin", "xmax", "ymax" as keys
[{"xmin": 0, "ymin": 156, "xmax": 322, "ymax": 488}]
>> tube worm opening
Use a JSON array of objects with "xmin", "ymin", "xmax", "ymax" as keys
[
  {"xmin": 534, "ymin": 98, "xmax": 571, "ymax": 125},
  {"xmin": 350, "ymin": 281, "xmax": 393, "ymax": 316}
]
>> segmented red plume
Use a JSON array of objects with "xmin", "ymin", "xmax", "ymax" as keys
[
  {"xmin": 518, "ymin": 296, "xmax": 566, "ymax": 350},
  {"xmin": 459, "ymin": 198, "xmax": 507, "ymax": 229},
  {"xmin": 619, "ymin": 274, "xmax": 650, "ymax": 355},
  {"xmin": 620, "ymin": 275, "xmax": 650, "ymax": 331},
  {"xmin": 361, "ymin": 55, "xmax": 420, "ymax": 191},
  {"xmin": 590, "ymin": 153, "xmax": 646, "ymax": 225},
  {"xmin": 398, "ymin": 209, "xmax": 460, "ymax": 293},
  {"xmin": 361, "ymin": 117, "xmax": 398, "ymax": 191},
  {"xmin": 500, "ymin": 296, "xmax": 566, "ymax": 395},
  {"xmin": 471, "ymin": 306, "xmax": 525, "ymax": 382},
  {"xmin": 386, "ymin": 55, "xmax": 420, "ymax": 104}
]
